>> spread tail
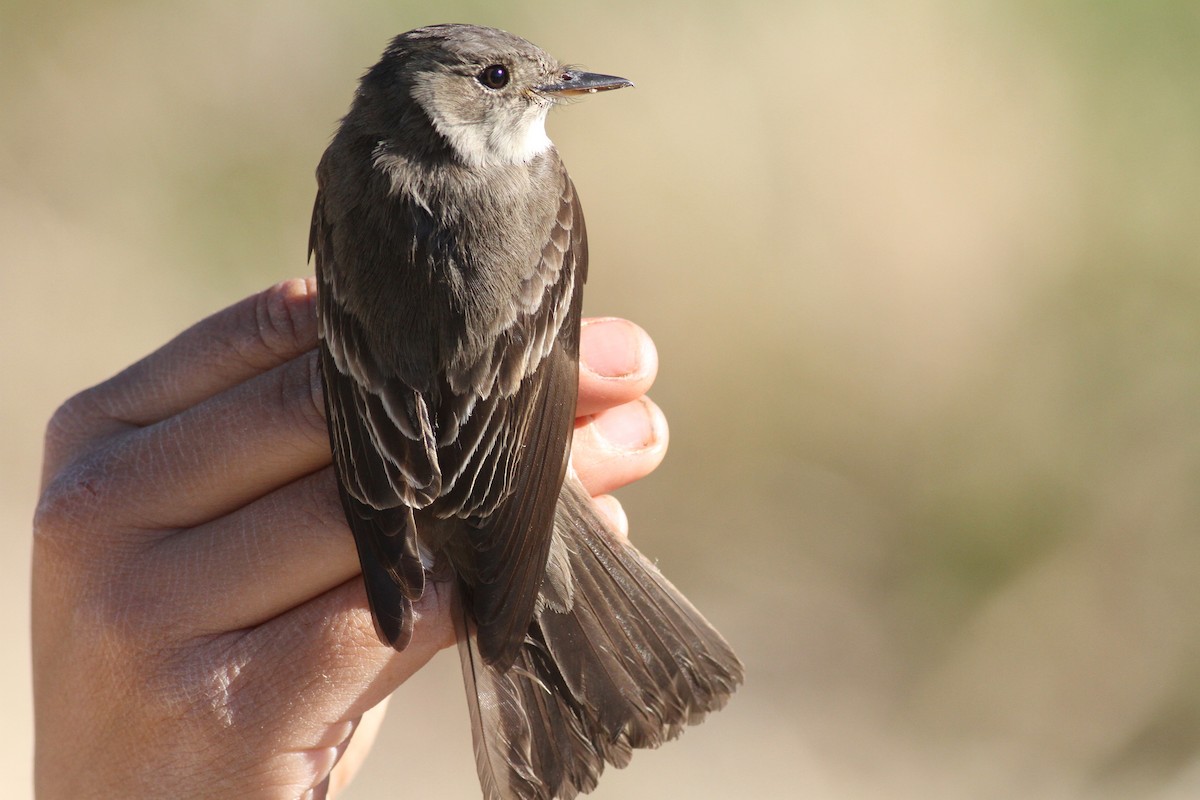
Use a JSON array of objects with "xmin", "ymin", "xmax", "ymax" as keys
[{"xmin": 456, "ymin": 476, "xmax": 744, "ymax": 800}]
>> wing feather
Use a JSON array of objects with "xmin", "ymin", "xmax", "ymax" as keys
[
  {"xmin": 312, "ymin": 147, "xmax": 587, "ymax": 657},
  {"xmin": 436, "ymin": 180, "xmax": 588, "ymax": 668}
]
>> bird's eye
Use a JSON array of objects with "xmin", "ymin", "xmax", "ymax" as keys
[{"xmin": 477, "ymin": 64, "xmax": 510, "ymax": 90}]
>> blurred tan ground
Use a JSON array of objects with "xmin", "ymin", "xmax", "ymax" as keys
[{"xmin": 5, "ymin": 1, "xmax": 1200, "ymax": 798}]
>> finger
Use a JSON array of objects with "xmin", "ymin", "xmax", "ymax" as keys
[
  {"xmin": 109, "ymin": 279, "xmax": 321, "ymax": 424},
  {"xmin": 590, "ymin": 494, "xmax": 629, "ymax": 538},
  {"xmin": 203, "ymin": 577, "xmax": 456, "ymax": 756},
  {"xmin": 70, "ymin": 349, "xmax": 331, "ymax": 532},
  {"xmin": 150, "ymin": 386, "xmax": 662, "ymax": 635},
  {"xmin": 327, "ymin": 698, "xmax": 390, "ymax": 798},
  {"xmin": 166, "ymin": 579, "xmax": 454, "ymax": 792},
  {"xmin": 571, "ymin": 396, "xmax": 669, "ymax": 496},
  {"xmin": 45, "ymin": 280, "xmax": 319, "ymax": 475},
  {"xmin": 576, "ymin": 318, "xmax": 658, "ymax": 417},
  {"xmin": 143, "ymin": 468, "xmax": 357, "ymax": 636}
]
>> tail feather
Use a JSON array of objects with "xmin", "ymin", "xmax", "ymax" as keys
[
  {"xmin": 458, "ymin": 605, "xmax": 601, "ymax": 800},
  {"xmin": 458, "ymin": 476, "xmax": 744, "ymax": 800}
]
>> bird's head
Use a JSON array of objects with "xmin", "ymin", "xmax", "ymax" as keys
[{"xmin": 356, "ymin": 24, "xmax": 632, "ymax": 169}]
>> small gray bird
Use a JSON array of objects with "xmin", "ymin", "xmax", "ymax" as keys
[{"xmin": 310, "ymin": 24, "xmax": 743, "ymax": 799}]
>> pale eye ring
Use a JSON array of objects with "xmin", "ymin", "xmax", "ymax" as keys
[{"xmin": 477, "ymin": 64, "xmax": 510, "ymax": 90}]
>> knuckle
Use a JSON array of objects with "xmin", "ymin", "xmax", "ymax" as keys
[
  {"xmin": 153, "ymin": 647, "xmax": 243, "ymax": 731},
  {"xmin": 272, "ymin": 351, "xmax": 329, "ymax": 452},
  {"xmin": 34, "ymin": 432, "xmax": 162, "ymax": 555},
  {"xmin": 45, "ymin": 392, "xmax": 87, "ymax": 443},
  {"xmin": 296, "ymin": 349, "xmax": 328, "ymax": 426},
  {"xmin": 152, "ymin": 633, "xmax": 300, "ymax": 749},
  {"xmin": 35, "ymin": 529, "xmax": 167, "ymax": 660},
  {"xmin": 303, "ymin": 468, "xmax": 347, "ymax": 532},
  {"xmin": 250, "ymin": 280, "xmax": 316, "ymax": 362},
  {"xmin": 216, "ymin": 281, "xmax": 316, "ymax": 373},
  {"xmin": 34, "ymin": 454, "xmax": 112, "ymax": 547},
  {"xmin": 80, "ymin": 579, "xmax": 166, "ymax": 656},
  {"xmin": 43, "ymin": 387, "xmax": 104, "ymax": 460}
]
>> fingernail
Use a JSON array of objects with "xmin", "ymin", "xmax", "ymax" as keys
[
  {"xmin": 593, "ymin": 399, "xmax": 656, "ymax": 451},
  {"xmin": 580, "ymin": 318, "xmax": 643, "ymax": 379}
]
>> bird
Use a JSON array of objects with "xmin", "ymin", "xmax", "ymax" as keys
[{"xmin": 309, "ymin": 24, "xmax": 743, "ymax": 799}]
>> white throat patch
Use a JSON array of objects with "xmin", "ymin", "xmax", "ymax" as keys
[{"xmin": 434, "ymin": 106, "xmax": 553, "ymax": 168}]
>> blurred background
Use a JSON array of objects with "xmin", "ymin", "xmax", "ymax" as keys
[{"xmin": 4, "ymin": 1, "xmax": 1200, "ymax": 797}]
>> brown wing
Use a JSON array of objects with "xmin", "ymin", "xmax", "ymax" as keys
[
  {"xmin": 436, "ymin": 177, "xmax": 588, "ymax": 669},
  {"xmin": 311, "ymin": 149, "xmax": 587, "ymax": 662},
  {"xmin": 311, "ymin": 179, "xmax": 434, "ymax": 649}
]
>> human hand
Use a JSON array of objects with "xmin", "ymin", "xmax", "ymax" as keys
[{"xmin": 32, "ymin": 278, "xmax": 667, "ymax": 799}]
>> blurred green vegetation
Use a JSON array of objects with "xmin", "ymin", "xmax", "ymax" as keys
[{"xmin": 5, "ymin": 1, "xmax": 1200, "ymax": 798}]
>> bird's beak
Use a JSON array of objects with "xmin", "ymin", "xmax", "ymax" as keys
[{"xmin": 537, "ymin": 70, "xmax": 633, "ymax": 96}]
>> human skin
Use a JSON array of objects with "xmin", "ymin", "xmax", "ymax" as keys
[{"xmin": 32, "ymin": 278, "xmax": 668, "ymax": 799}]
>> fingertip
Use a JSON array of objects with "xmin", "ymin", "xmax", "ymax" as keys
[
  {"xmin": 579, "ymin": 318, "xmax": 657, "ymax": 382},
  {"xmin": 576, "ymin": 319, "xmax": 659, "ymax": 417},
  {"xmin": 590, "ymin": 396, "xmax": 668, "ymax": 455},
  {"xmin": 276, "ymin": 276, "xmax": 319, "ymax": 299},
  {"xmin": 273, "ymin": 277, "xmax": 319, "ymax": 321},
  {"xmin": 591, "ymin": 494, "xmax": 629, "ymax": 539},
  {"xmin": 571, "ymin": 397, "xmax": 669, "ymax": 495},
  {"xmin": 255, "ymin": 278, "xmax": 320, "ymax": 351}
]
